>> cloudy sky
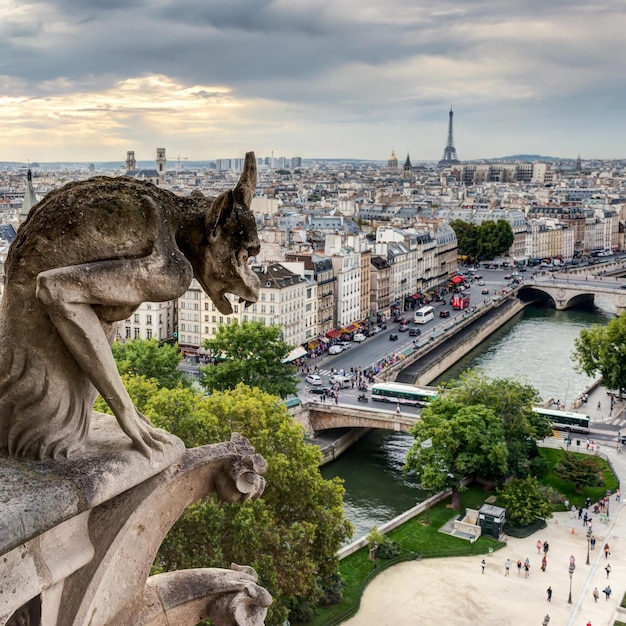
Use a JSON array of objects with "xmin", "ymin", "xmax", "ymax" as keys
[{"xmin": 2, "ymin": 0, "xmax": 626, "ymax": 163}]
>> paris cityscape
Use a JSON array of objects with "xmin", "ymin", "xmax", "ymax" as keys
[{"xmin": 3, "ymin": 1, "xmax": 626, "ymax": 625}]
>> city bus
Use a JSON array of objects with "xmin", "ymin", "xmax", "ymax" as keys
[
  {"xmin": 451, "ymin": 292, "xmax": 470, "ymax": 310},
  {"xmin": 413, "ymin": 306, "xmax": 435, "ymax": 324},
  {"xmin": 371, "ymin": 382, "xmax": 438, "ymax": 407},
  {"xmin": 532, "ymin": 407, "xmax": 591, "ymax": 434}
]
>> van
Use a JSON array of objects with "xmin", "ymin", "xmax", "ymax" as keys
[
  {"xmin": 353, "ymin": 333, "xmax": 366, "ymax": 342},
  {"xmin": 328, "ymin": 345, "xmax": 344, "ymax": 355},
  {"xmin": 329, "ymin": 374, "xmax": 352, "ymax": 388}
]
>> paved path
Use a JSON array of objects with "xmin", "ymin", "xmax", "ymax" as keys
[{"xmin": 343, "ymin": 384, "xmax": 626, "ymax": 626}]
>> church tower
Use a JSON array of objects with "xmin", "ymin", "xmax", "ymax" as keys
[
  {"xmin": 125, "ymin": 151, "xmax": 136, "ymax": 172},
  {"xmin": 19, "ymin": 168, "xmax": 38, "ymax": 225},
  {"xmin": 156, "ymin": 148, "xmax": 167, "ymax": 184},
  {"xmin": 403, "ymin": 153, "xmax": 412, "ymax": 179}
]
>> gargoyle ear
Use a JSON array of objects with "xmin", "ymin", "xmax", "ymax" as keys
[
  {"xmin": 233, "ymin": 151, "xmax": 257, "ymax": 207},
  {"xmin": 206, "ymin": 190, "xmax": 233, "ymax": 241}
]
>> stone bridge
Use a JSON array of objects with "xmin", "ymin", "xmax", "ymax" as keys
[
  {"xmin": 518, "ymin": 280, "xmax": 626, "ymax": 313},
  {"xmin": 307, "ymin": 402, "xmax": 418, "ymax": 433}
]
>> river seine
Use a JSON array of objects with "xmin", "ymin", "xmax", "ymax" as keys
[{"xmin": 321, "ymin": 302, "xmax": 616, "ymax": 541}]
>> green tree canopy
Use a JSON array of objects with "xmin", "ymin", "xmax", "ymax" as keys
[
  {"xmin": 122, "ymin": 381, "xmax": 352, "ymax": 625},
  {"xmin": 443, "ymin": 370, "xmax": 550, "ymax": 477},
  {"xmin": 573, "ymin": 313, "xmax": 626, "ymax": 399},
  {"xmin": 199, "ymin": 320, "xmax": 299, "ymax": 399},
  {"xmin": 111, "ymin": 338, "xmax": 190, "ymax": 389},
  {"xmin": 404, "ymin": 396, "xmax": 508, "ymax": 509},
  {"xmin": 450, "ymin": 218, "xmax": 514, "ymax": 260},
  {"xmin": 499, "ymin": 476, "xmax": 553, "ymax": 526},
  {"xmin": 554, "ymin": 454, "xmax": 603, "ymax": 491}
]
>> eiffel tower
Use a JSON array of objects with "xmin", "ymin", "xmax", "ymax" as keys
[{"xmin": 438, "ymin": 106, "xmax": 460, "ymax": 166}]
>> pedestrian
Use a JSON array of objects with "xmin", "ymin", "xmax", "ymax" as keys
[
  {"xmin": 603, "ymin": 585, "xmax": 612, "ymax": 600},
  {"xmin": 541, "ymin": 555, "xmax": 547, "ymax": 572},
  {"xmin": 564, "ymin": 498, "xmax": 569, "ymax": 510},
  {"xmin": 586, "ymin": 496, "xmax": 591, "ymax": 508},
  {"xmin": 593, "ymin": 587, "xmax": 599, "ymax": 603},
  {"xmin": 505, "ymin": 558, "xmax": 511, "ymax": 576},
  {"xmin": 546, "ymin": 586, "xmax": 552, "ymax": 602},
  {"xmin": 583, "ymin": 512, "xmax": 588, "ymax": 526},
  {"xmin": 590, "ymin": 535, "xmax": 596, "ymax": 550},
  {"xmin": 571, "ymin": 504, "xmax": 577, "ymax": 518},
  {"xmin": 598, "ymin": 400, "xmax": 602, "ymax": 411},
  {"xmin": 481, "ymin": 558, "xmax": 486, "ymax": 574},
  {"xmin": 524, "ymin": 557, "xmax": 530, "ymax": 578},
  {"xmin": 578, "ymin": 507, "xmax": 583, "ymax": 519},
  {"xmin": 617, "ymin": 488, "xmax": 621, "ymax": 502},
  {"xmin": 605, "ymin": 563, "xmax": 611, "ymax": 579},
  {"xmin": 395, "ymin": 403, "xmax": 400, "ymax": 414},
  {"xmin": 543, "ymin": 541, "xmax": 549, "ymax": 555},
  {"xmin": 604, "ymin": 543, "xmax": 610, "ymax": 559},
  {"xmin": 537, "ymin": 540, "xmax": 542, "ymax": 554},
  {"xmin": 517, "ymin": 559, "xmax": 522, "ymax": 576}
]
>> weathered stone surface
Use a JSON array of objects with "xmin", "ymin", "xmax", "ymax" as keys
[
  {"xmin": 0, "ymin": 412, "xmax": 185, "ymax": 555},
  {"xmin": 0, "ymin": 153, "xmax": 260, "ymax": 459}
]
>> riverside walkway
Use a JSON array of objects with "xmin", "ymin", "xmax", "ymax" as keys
[{"xmin": 342, "ymin": 383, "xmax": 625, "ymax": 626}]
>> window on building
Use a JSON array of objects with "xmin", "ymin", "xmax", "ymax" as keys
[
  {"xmin": 146, "ymin": 329, "xmax": 152, "ymax": 339},
  {"xmin": 134, "ymin": 328, "xmax": 140, "ymax": 339},
  {"xmin": 133, "ymin": 314, "xmax": 140, "ymax": 324},
  {"xmin": 125, "ymin": 327, "xmax": 131, "ymax": 339},
  {"xmin": 146, "ymin": 315, "xmax": 152, "ymax": 325}
]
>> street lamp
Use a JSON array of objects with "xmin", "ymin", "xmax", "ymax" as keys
[
  {"xmin": 567, "ymin": 558, "xmax": 576, "ymax": 604},
  {"xmin": 586, "ymin": 527, "xmax": 592, "ymax": 565}
]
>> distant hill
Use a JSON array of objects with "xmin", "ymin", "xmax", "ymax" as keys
[{"xmin": 490, "ymin": 154, "xmax": 565, "ymax": 163}]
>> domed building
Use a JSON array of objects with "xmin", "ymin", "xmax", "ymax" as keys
[{"xmin": 387, "ymin": 149, "xmax": 398, "ymax": 170}]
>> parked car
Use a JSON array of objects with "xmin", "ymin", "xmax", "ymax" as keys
[
  {"xmin": 389, "ymin": 333, "xmax": 398, "ymax": 341},
  {"xmin": 481, "ymin": 288, "xmax": 490, "ymax": 294},
  {"xmin": 338, "ymin": 341, "xmax": 352, "ymax": 349},
  {"xmin": 328, "ymin": 345, "xmax": 344, "ymax": 355},
  {"xmin": 305, "ymin": 374, "xmax": 322, "ymax": 385},
  {"xmin": 439, "ymin": 310, "xmax": 450, "ymax": 318},
  {"xmin": 379, "ymin": 323, "xmax": 388, "ymax": 330},
  {"xmin": 353, "ymin": 333, "xmax": 366, "ymax": 342},
  {"xmin": 308, "ymin": 386, "xmax": 331, "ymax": 396},
  {"xmin": 408, "ymin": 327, "xmax": 421, "ymax": 337},
  {"xmin": 370, "ymin": 326, "xmax": 382, "ymax": 335},
  {"xmin": 398, "ymin": 324, "xmax": 409, "ymax": 332}
]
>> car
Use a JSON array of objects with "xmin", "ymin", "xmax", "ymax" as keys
[
  {"xmin": 389, "ymin": 333, "xmax": 398, "ymax": 341},
  {"xmin": 305, "ymin": 374, "xmax": 322, "ymax": 385},
  {"xmin": 329, "ymin": 374, "xmax": 351, "ymax": 387},
  {"xmin": 353, "ymin": 333, "xmax": 366, "ymax": 342},
  {"xmin": 439, "ymin": 310, "xmax": 450, "ymax": 318},
  {"xmin": 379, "ymin": 323, "xmax": 388, "ymax": 330},
  {"xmin": 481, "ymin": 288, "xmax": 490, "ymax": 294},
  {"xmin": 328, "ymin": 345, "xmax": 344, "ymax": 355},
  {"xmin": 308, "ymin": 386, "xmax": 331, "ymax": 396},
  {"xmin": 408, "ymin": 327, "xmax": 421, "ymax": 337},
  {"xmin": 620, "ymin": 285, "xmax": 626, "ymax": 290},
  {"xmin": 392, "ymin": 314, "xmax": 403, "ymax": 323},
  {"xmin": 398, "ymin": 324, "xmax": 409, "ymax": 332},
  {"xmin": 478, "ymin": 280, "xmax": 485, "ymax": 286},
  {"xmin": 504, "ymin": 274, "xmax": 512, "ymax": 280},
  {"xmin": 370, "ymin": 326, "xmax": 382, "ymax": 335},
  {"xmin": 338, "ymin": 341, "xmax": 352, "ymax": 349}
]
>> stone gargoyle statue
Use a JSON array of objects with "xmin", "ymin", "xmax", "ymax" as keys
[{"xmin": 0, "ymin": 152, "xmax": 261, "ymax": 460}]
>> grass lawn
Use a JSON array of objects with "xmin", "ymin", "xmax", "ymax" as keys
[
  {"xmin": 538, "ymin": 448, "xmax": 619, "ymax": 509},
  {"xmin": 299, "ymin": 485, "xmax": 505, "ymax": 626}
]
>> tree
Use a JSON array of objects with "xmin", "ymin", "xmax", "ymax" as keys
[
  {"xmin": 404, "ymin": 397, "xmax": 508, "ymax": 510},
  {"xmin": 554, "ymin": 454, "xmax": 603, "ymax": 492},
  {"xmin": 199, "ymin": 320, "xmax": 299, "ymax": 399},
  {"xmin": 573, "ymin": 314, "xmax": 626, "ymax": 399},
  {"xmin": 111, "ymin": 338, "xmax": 190, "ymax": 389},
  {"xmin": 498, "ymin": 476, "xmax": 553, "ymax": 526},
  {"xmin": 131, "ymin": 382, "xmax": 352, "ymax": 626},
  {"xmin": 443, "ymin": 370, "xmax": 551, "ymax": 477},
  {"xmin": 450, "ymin": 219, "xmax": 514, "ymax": 260}
]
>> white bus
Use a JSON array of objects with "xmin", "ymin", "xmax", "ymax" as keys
[
  {"xmin": 371, "ymin": 382, "xmax": 438, "ymax": 407},
  {"xmin": 532, "ymin": 407, "xmax": 591, "ymax": 434},
  {"xmin": 414, "ymin": 306, "xmax": 435, "ymax": 324}
]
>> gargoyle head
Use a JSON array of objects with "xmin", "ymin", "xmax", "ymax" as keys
[{"xmin": 196, "ymin": 152, "xmax": 261, "ymax": 315}]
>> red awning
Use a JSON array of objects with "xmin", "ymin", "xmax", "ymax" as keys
[
  {"xmin": 326, "ymin": 329, "xmax": 342, "ymax": 339},
  {"xmin": 342, "ymin": 324, "xmax": 358, "ymax": 333},
  {"xmin": 411, "ymin": 293, "xmax": 422, "ymax": 299},
  {"xmin": 451, "ymin": 275, "xmax": 464, "ymax": 285}
]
